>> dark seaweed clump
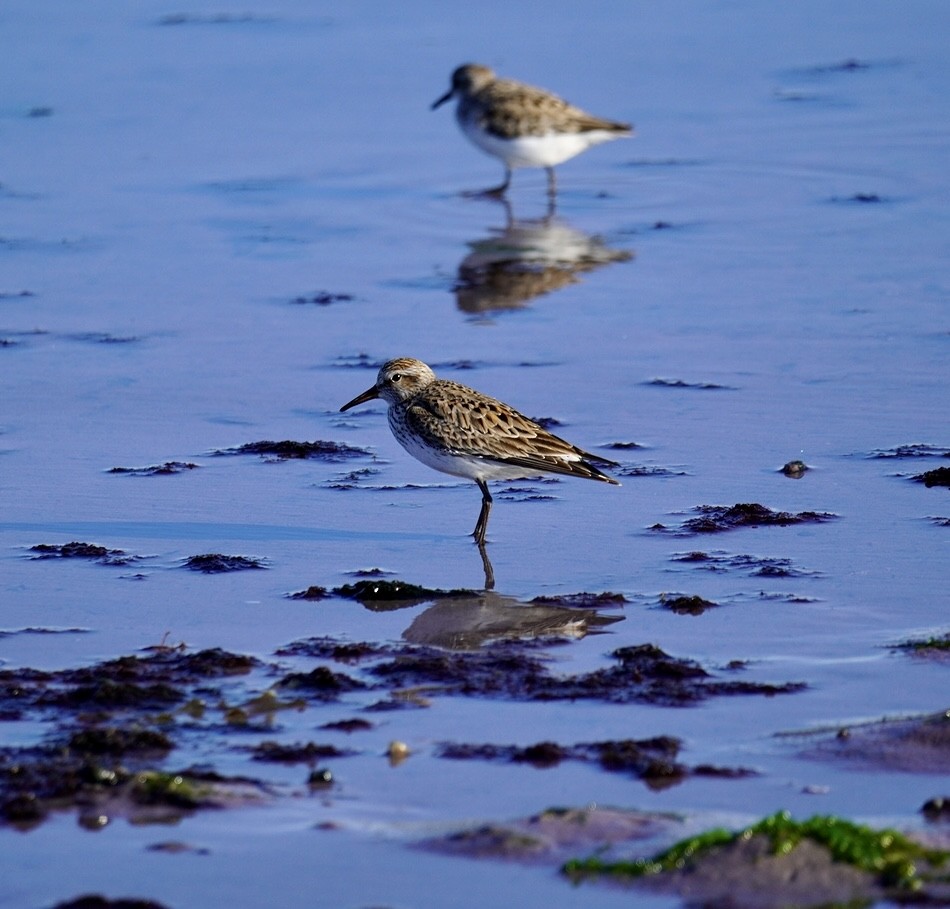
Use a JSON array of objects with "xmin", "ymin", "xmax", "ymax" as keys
[
  {"xmin": 288, "ymin": 585, "xmax": 330, "ymax": 600},
  {"xmin": 644, "ymin": 378, "xmax": 735, "ymax": 390},
  {"xmin": 249, "ymin": 741, "xmax": 353, "ymax": 763},
  {"xmin": 439, "ymin": 735, "xmax": 754, "ymax": 786},
  {"xmin": 921, "ymin": 797, "xmax": 950, "ymax": 822},
  {"xmin": 277, "ymin": 666, "xmax": 367, "ymax": 700},
  {"xmin": 290, "ymin": 291, "xmax": 354, "ymax": 305},
  {"xmin": 182, "ymin": 553, "xmax": 266, "ymax": 573},
  {"xmin": 530, "ymin": 592, "xmax": 628, "ymax": 608},
  {"xmin": 214, "ymin": 439, "xmax": 370, "ymax": 461},
  {"xmin": 108, "ymin": 462, "xmax": 198, "ymax": 476},
  {"xmin": 275, "ymin": 634, "xmax": 803, "ymax": 707},
  {"xmin": 652, "ymin": 503, "xmax": 837, "ymax": 535},
  {"xmin": 659, "ymin": 594, "xmax": 719, "ymax": 615},
  {"xmin": 29, "ymin": 542, "xmax": 136, "ymax": 566},
  {"xmin": 670, "ymin": 551, "xmax": 812, "ymax": 578},
  {"xmin": 52, "ymin": 896, "xmax": 171, "ymax": 909},
  {"xmin": 781, "ymin": 459, "xmax": 808, "ymax": 478},
  {"xmin": 364, "ymin": 641, "xmax": 804, "ymax": 706},
  {"xmin": 869, "ymin": 444, "xmax": 949, "ymax": 459},
  {"xmin": 913, "ymin": 467, "xmax": 950, "ymax": 488},
  {"xmin": 333, "ymin": 579, "xmax": 476, "ymax": 605},
  {"xmin": 277, "ymin": 638, "xmax": 391, "ymax": 662},
  {"xmin": 0, "ymin": 648, "xmax": 259, "ymax": 828}
]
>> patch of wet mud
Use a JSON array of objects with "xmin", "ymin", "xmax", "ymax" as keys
[
  {"xmin": 212, "ymin": 439, "xmax": 371, "ymax": 461},
  {"xmin": 28, "ymin": 542, "xmax": 139, "ymax": 566},
  {"xmin": 438, "ymin": 735, "xmax": 754, "ymax": 787},
  {"xmin": 793, "ymin": 711, "xmax": 950, "ymax": 774},
  {"xmin": 421, "ymin": 805, "xmax": 676, "ymax": 863},
  {"xmin": 651, "ymin": 503, "xmax": 837, "ymax": 536},
  {"xmin": 108, "ymin": 462, "xmax": 198, "ymax": 476},
  {"xmin": 182, "ymin": 554, "xmax": 266, "ymax": 573}
]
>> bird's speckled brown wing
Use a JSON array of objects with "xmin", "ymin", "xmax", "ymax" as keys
[
  {"xmin": 403, "ymin": 380, "xmax": 618, "ymax": 483},
  {"xmin": 472, "ymin": 78, "xmax": 631, "ymax": 139}
]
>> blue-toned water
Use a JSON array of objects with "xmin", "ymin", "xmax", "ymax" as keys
[{"xmin": 1, "ymin": 2, "xmax": 947, "ymax": 906}]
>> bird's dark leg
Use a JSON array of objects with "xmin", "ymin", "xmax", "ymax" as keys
[
  {"xmin": 473, "ymin": 479, "xmax": 493, "ymax": 545},
  {"xmin": 477, "ymin": 539, "xmax": 495, "ymax": 591},
  {"xmin": 546, "ymin": 166, "xmax": 557, "ymax": 200},
  {"xmin": 478, "ymin": 166, "xmax": 511, "ymax": 198}
]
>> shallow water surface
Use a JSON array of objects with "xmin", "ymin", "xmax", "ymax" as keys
[{"xmin": 1, "ymin": 1, "xmax": 948, "ymax": 907}]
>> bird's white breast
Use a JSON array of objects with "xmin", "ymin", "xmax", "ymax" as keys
[
  {"xmin": 388, "ymin": 409, "xmax": 541, "ymax": 483},
  {"xmin": 461, "ymin": 119, "xmax": 622, "ymax": 168}
]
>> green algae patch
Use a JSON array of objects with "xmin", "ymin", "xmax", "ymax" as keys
[
  {"xmin": 895, "ymin": 633, "xmax": 950, "ymax": 657},
  {"xmin": 563, "ymin": 811, "xmax": 950, "ymax": 896},
  {"xmin": 131, "ymin": 771, "xmax": 208, "ymax": 809}
]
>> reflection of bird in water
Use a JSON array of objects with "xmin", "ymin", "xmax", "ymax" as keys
[
  {"xmin": 339, "ymin": 358, "xmax": 620, "ymax": 555},
  {"xmin": 454, "ymin": 208, "xmax": 633, "ymax": 313},
  {"xmin": 403, "ymin": 590, "xmax": 623, "ymax": 650},
  {"xmin": 432, "ymin": 63, "xmax": 633, "ymax": 198}
]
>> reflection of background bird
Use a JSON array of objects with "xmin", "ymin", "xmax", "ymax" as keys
[
  {"xmin": 403, "ymin": 591, "xmax": 623, "ymax": 650},
  {"xmin": 432, "ymin": 63, "xmax": 633, "ymax": 197},
  {"xmin": 454, "ymin": 214, "xmax": 634, "ymax": 313}
]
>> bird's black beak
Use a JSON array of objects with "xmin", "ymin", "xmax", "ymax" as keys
[
  {"xmin": 339, "ymin": 385, "xmax": 380, "ymax": 412},
  {"xmin": 431, "ymin": 88, "xmax": 453, "ymax": 110}
]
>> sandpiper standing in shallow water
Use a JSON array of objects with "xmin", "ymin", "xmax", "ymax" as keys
[
  {"xmin": 431, "ymin": 63, "xmax": 633, "ymax": 198},
  {"xmin": 339, "ymin": 358, "xmax": 619, "ymax": 545}
]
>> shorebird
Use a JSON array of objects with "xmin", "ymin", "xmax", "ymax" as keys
[
  {"xmin": 431, "ymin": 63, "xmax": 633, "ymax": 197},
  {"xmin": 339, "ymin": 358, "xmax": 619, "ymax": 544}
]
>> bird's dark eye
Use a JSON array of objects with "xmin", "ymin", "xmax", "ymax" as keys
[{"xmin": 391, "ymin": 373, "xmax": 402, "ymax": 383}]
